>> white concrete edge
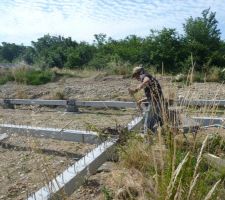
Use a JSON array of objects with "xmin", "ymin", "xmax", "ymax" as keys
[
  {"xmin": 191, "ymin": 117, "xmax": 225, "ymax": 127},
  {"xmin": 27, "ymin": 138, "xmax": 118, "ymax": 200},
  {"xmin": 74, "ymin": 101, "xmax": 136, "ymax": 108},
  {"xmin": 26, "ymin": 114, "xmax": 143, "ymax": 200},
  {"xmin": 0, "ymin": 133, "xmax": 9, "ymax": 141},
  {"xmin": 0, "ymin": 124, "xmax": 100, "ymax": 144},
  {"xmin": 127, "ymin": 116, "xmax": 144, "ymax": 131},
  {"xmin": 0, "ymin": 99, "xmax": 67, "ymax": 106},
  {"xmin": 178, "ymin": 98, "xmax": 225, "ymax": 107},
  {"xmin": 203, "ymin": 153, "xmax": 225, "ymax": 172},
  {"xmin": 0, "ymin": 99, "xmax": 137, "ymax": 108}
]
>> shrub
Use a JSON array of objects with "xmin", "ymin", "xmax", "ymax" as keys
[
  {"xmin": 107, "ymin": 61, "xmax": 132, "ymax": 77},
  {"xmin": 12, "ymin": 67, "xmax": 55, "ymax": 85},
  {"xmin": 206, "ymin": 67, "xmax": 221, "ymax": 82},
  {"xmin": 193, "ymin": 71, "xmax": 205, "ymax": 82},
  {"xmin": 0, "ymin": 69, "xmax": 14, "ymax": 84}
]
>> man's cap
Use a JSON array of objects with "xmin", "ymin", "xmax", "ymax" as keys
[{"xmin": 132, "ymin": 66, "xmax": 144, "ymax": 77}]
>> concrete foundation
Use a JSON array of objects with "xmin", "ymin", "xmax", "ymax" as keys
[
  {"xmin": 191, "ymin": 117, "xmax": 225, "ymax": 127},
  {"xmin": 27, "ymin": 139, "xmax": 118, "ymax": 200},
  {"xmin": 0, "ymin": 124, "xmax": 100, "ymax": 144}
]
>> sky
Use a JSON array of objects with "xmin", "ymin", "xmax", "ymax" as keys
[{"xmin": 0, "ymin": 0, "xmax": 225, "ymax": 45}]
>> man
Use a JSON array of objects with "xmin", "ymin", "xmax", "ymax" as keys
[{"xmin": 128, "ymin": 66, "xmax": 167, "ymax": 133}]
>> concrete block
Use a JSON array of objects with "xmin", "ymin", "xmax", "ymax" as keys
[
  {"xmin": 76, "ymin": 101, "xmax": 136, "ymax": 108},
  {"xmin": 2, "ymin": 99, "xmax": 14, "ymax": 109},
  {"xmin": 203, "ymin": 153, "xmax": 225, "ymax": 173},
  {"xmin": 0, "ymin": 133, "xmax": 8, "ymax": 141},
  {"xmin": 0, "ymin": 124, "xmax": 100, "ymax": 144},
  {"xmin": 66, "ymin": 100, "xmax": 79, "ymax": 112},
  {"xmin": 191, "ymin": 117, "xmax": 225, "ymax": 127}
]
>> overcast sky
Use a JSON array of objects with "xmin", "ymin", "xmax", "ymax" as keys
[{"xmin": 0, "ymin": 0, "xmax": 225, "ymax": 45}]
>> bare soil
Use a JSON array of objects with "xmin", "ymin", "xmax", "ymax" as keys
[
  {"xmin": 0, "ymin": 73, "xmax": 224, "ymax": 200},
  {"xmin": 0, "ymin": 147, "xmax": 74, "ymax": 200},
  {"xmin": 0, "ymin": 107, "xmax": 137, "ymax": 130},
  {"xmin": 0, "ymin": 133, "xmax": 95, "ymax": 200},
  {"xmin": 0, "ymin": 74, "xmax": 224, "ymax": 101}
]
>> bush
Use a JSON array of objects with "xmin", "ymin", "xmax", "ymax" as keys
[
  {"xmin": 0, "ymin": 69, "xmax": 14, "ymax": 84},
  {"xmin": 12, "ymin": 67, "xmax": 55, "ymax": 85},
  {"xmin": 106, "ymin": 61, "xmax": 132, "ymax": 77},
  {"xmin": 206, "ymin": 67, "xmax": 221, "ymax": 82},
  {"xmin": 193, "ymin": 71, "xmax": 205, "ymax": 82}
]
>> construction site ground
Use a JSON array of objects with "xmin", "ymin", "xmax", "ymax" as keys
[
  {"xmin": 0, "ymin": 106, "xmax": 137, "ymax": 200},
  {"xmin": 0, "ymin": 107, "xmax": 137, "ymax": 130},
  {"xmin": 0, "ymin": 73, "xmax": 225, "ymax": 200},
  {"xmin": 0, "ymin": 137, "xmax": 94, "ymax": 200}
]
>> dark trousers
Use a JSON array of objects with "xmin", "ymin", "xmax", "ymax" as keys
[{"xmin": 146, "ymin": 102, "xmax": 164, "ymax": 133}]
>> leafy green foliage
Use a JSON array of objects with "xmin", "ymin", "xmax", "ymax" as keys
[
  {"xmin": 0, "ymin": 70, "xmax": 14, "ymax": 84},
  {"xmin": 183, "ymin": 8, "xmax": 225, "ymax": 71},
  {"xmin": 101, "ymin": 186, "xmax": 113, "ymax": 200},
  {"xmin": 12, "ymin": 68, "xmax": 55, "ymax": 85},
  {"xmin": 0, "ymin": 9, "xmax": 225, "ymax": 76}
]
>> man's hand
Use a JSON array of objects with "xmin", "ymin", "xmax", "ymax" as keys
[{"xmin": 128, "ymin": 88, "xmax": 137, "ymax": 95}]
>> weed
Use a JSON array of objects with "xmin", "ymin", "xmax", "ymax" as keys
[
  {"xmin": 10, "ymin": 66, "xmax": 56, "ymax": 85},
  {"xmin": 101, "ymin": 186, "xmax": 113, "ymax": 200}
]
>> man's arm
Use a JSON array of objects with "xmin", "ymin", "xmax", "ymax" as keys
[{"xmin": 128, "ymin": 77, "xmax": 150, "ymax": 94}]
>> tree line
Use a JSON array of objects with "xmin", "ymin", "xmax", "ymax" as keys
[{"xmin": 0, "ymin": 9, "xmax": 225, "ymax": 74}]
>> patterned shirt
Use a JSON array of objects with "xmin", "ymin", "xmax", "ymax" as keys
[{"xmin": 140, "ymin": 73, "xmax": 164, "ymax": 106}]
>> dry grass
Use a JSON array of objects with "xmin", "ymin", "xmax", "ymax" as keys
[{"xmin": 116, "ymin": 58, "xmax": 224, "ymax": 200}]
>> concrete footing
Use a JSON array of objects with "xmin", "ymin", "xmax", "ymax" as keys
[
  {"xmin": 66, "ymin": 100, "xmax": 79, "ymax": 112},
  {"xmin": 203, "ymin": 153, "xmax": 225, "ymax": 173},
  {"xmin": 0, "ymin": 124, "xmax": 100, "ymax": 144},
  {"xmin": 178, "ymin": 98, "xmax": 225, "ymax": 107},
  {"xmin": 27, "ymin": 139, "xmax": 118, "ymax": 200},
  {"xmin": 127, "ymin": 116, "xmax": 143, "ymax": 131},
  {"xmin": 191, "ymin": 117, "xmax": 225, "ymax": 127}
]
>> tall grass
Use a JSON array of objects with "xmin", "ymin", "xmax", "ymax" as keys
[
  {"xmin": 117, "ymin": 58, "xmax": 224, "ymax": 199},
  {"xmin": 0, "ymin": 66, "xmax": 56, "ymax": 85},
  {"xmin": 12, "ymin": 67, "xmax": 55, "ymax": 85}
]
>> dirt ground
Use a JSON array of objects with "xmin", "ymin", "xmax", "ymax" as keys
[
  {"xmin": 0, "ymin": 73, "xmax": 224, "ymax": 200},
  {"xmin": 0, "ymin": 133, "xmax": 95, "ymax": 200},
  {"xmin": 0, "ymin": 74, "xmax": 224, "ymax": 101},
  {"xmin": 0, "ymin": 107, "xmax": 137, "ymax": 130}
]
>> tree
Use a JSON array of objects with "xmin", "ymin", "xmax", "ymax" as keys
[
  {"xmin": 93, "ymin": 33, "xmax": 107, "ymax": 47},
  {"xmin": 0, "ymin": 42, "xmax": 25, "ymax": 62},
  {"xmin": 183, "ymin": 8, "xmax": 222, "ymax": 71},
  {"xmin": 141, "ymin": 29, "xmax": 182, "ymax": 72}
]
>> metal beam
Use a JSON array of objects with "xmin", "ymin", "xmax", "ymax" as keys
[
  {"xmin": 27, "ymin": 138, "xmax": 118, "ymax": 200},
  {"xmin": 0, "ymin": 124, "xmax": 100, "ymax": 144}
]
